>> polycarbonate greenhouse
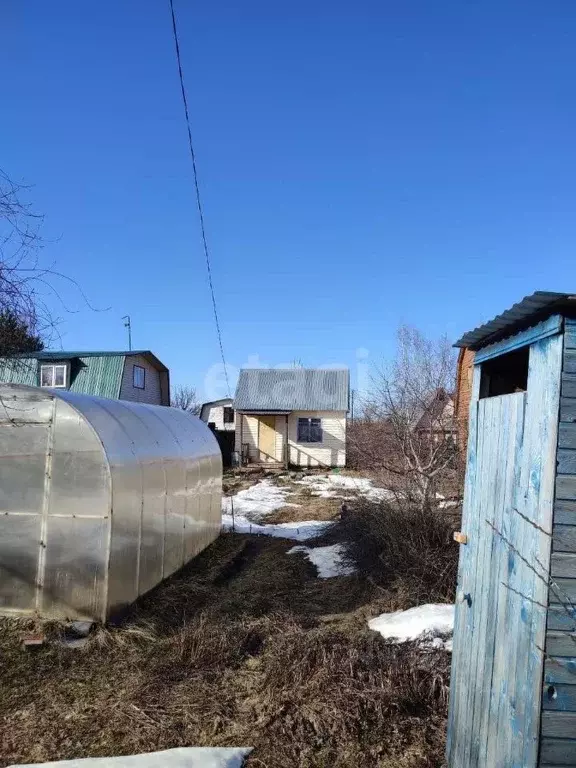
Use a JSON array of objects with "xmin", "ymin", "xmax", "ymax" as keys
[{"xmin": 0, "ymin": 384, "xmax": 222, "ymax": 622}]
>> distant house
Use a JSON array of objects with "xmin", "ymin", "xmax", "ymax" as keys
[
  {"xmin": 200, "ymin": 397, "xmax": 235, "ymax": 431},
  {"xmin": 233, "ymin": 368, "xmax": 349, "ymax": 468},
  {"xmin": 0, "ymin": 350, "xmax": 170, "ymax": 406},
  {"xmin": 413, "ymin": 388, "xmax": 457, "ymax": 443}
]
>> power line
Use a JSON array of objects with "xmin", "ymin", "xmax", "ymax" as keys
[{"xmin": 168, "ymin": 0, "xmax": 231, "ymax": 397}]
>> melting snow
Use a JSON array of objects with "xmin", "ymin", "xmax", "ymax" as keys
[
  {"xmin": 368, "ymin": 604, "xmax": 454, "ymax": 651},
  {"xmin": 287, "ymin": 543, "xmax": 355, "ymax": 578},
  {"xmin": 222, "ymin": 513, "xmax": 330, "ymax": 541},
  {"xmin": 221, "ymin": 480, "xmax": 297, "ymax": 521},
  {"xmin": 296, "ymin": 474, "xmax": 394, "ymax": 502},
  {"xmin": 9, "ymin": 746, "xmax": 252, "ymax": 768}
]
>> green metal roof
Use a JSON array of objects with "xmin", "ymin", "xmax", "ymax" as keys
[
  {"xmin": 0, "ymin": 358, "xmax": 37, "ymax": 386},
  {"xmin": 69, "ymin": 355, "xmax": 125, "ymax": 399},
  {"xmin": 0, "ymin": 354, "xmax": 125, "ymax": 399},
  {"xmin": 10, "ymin": 349, "xmax": 168, "ymax": 371}
]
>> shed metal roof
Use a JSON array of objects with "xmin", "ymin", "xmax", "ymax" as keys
[
  {"xmin": 234, "ymin": 368, "xmax": 350, "ymax": 412},
  {"xmin": 454, "ymin": 291, "xmax": 576, "ymax": 350}
]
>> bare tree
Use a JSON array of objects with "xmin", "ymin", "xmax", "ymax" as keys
[
  {"xmin": 172, "ymin": 385, "xmax": 201, "ymax": 415},
  {"xmin": 351, "ymin": 326, "xmax": 458, "ymax": 510},
  {"xmin": 0, "ymin": 169, "xmax": 102, "ymax": 362}
]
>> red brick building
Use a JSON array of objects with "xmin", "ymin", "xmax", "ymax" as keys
[{"xmin": 454, "ymin": 347, "xmax": 475, "ymax": 455}]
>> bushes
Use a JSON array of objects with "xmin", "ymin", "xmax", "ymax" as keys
[{"xmin": 339, "ymin": 498, "xmax": 459, "ymax": 605}]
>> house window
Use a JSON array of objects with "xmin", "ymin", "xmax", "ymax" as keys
[
  {"xmin": 297, "ymin": 417, "xmax": 323, "ymax": 443},
  {"xmin": 223, "ymin": 406, "xmax": 234, "ymax": 424},
  {"xmin": 40, "ymin": 364, "xmax": 67, "ymax": 388},
  {"xmin": 133, "ymin": 365, "xmax": 146, "ymax": 389}
]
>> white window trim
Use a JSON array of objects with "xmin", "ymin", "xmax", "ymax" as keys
[
  {"xmin": 133, "ymin": 364, "xmax": 146, "ymax": 389},
  {"xmin": 40, "ymin": 364, "xmax": 68, "ymax": 388}
]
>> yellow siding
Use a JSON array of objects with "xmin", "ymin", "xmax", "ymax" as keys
[
  {"xmin": 287, "ymin": 411, "xmax": 346, "ymax": 467},
  {"xmin": 235, "ymin": 414, "xmax": 260, "ymax": 459}
]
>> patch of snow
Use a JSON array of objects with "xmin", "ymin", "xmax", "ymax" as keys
[
  {"xmin": 222, "ymin": 513, "xmax": 330, "ymax": 541},
  {"xmin": 287, "ymin": 543, "xmax": 355, "ymax": 578},
  {"xmin": 222, "ymin": 479, "xmax": 297, "ymax": 521},
  {"xmin": 296, "ymin": 474, "xmax": 394, "ymax": 502},
  {"xmin": 9, "ymin": 747, "xmax": 252, "ymax": 768},
  {"xmin": 368, "ymin": 603, "xmax": 454, "ymax": 651},
  {"xmin": 438, "ymin": 500, "xmax": 459, "ymax": 510}
]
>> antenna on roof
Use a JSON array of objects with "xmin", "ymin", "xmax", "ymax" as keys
[{"xmin": 122, "ymin": 315, "xmax": 132, "ymax": 351}]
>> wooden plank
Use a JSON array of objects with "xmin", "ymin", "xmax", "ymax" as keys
[
  {"xmin": 564, "ymin": 349, "xmax": 576, "ymax": 374},
  {"xmin": 469, "ymin": 396, "xmax": 507, "ymax": 766},
  {"xmin": 559, "ymin": 423, "xmax": 576, "ymax": 450},
  {"xmin": 557, "ymin": 475, "xmax": 576, "ymax": 500},
  {"xmin": 545, "ymin": 658, "xmax": 576, "ymax": 684},
  {"xmin": 552, "ymin": 552, "xmax": 576, "ymax": 575},
  {"xmin": 565, "ymin": 320, "xmax": 576, "ymax": 350},
  {"xmin": 555, "ymin": 500, "xmax": 576, "ymax": 526},
  {"xmin": 474, "ymin": 315, "xmax": 562, "ymax": 363},
  {"xmin": 558, "ymin": 449, "xmax": 576, "ymax": 475},
  {"xmin": 542, "ymin": 709, "xmax": 576, "ymax": 737},
  {"xmin": 548, "ymin": 609, "xmax": 576, "ymax": 633},
  {"xmin": 543, "ymin": 683, "xmax": 576, "ymax": 711},
  {"xmin": 540, "ymin": 737, "xmax": 576, "ymax": 764},
  {"xmin": 547, "ymin": 632, "xmax": 576, "ymax": 657},
  {"xmin": 516, "ymin": 334, "xmax": 561, "ymax": 767},
  {"xmin": 550, "ymin": 578, "xmax": 576, "ymax": 603},
  {"xmin": 446, "ymin": 367, "xmax": 481, "ymax": 764},
  {"xmin": 560, "ymin": 398, "xmax": 576, "ymax": 424},
  {"xmin": 563, "ymin": 374, "xmax": 576, "ymax": 399},
  {"xmin": 485, "ymin": 395, "xmax": 525, "ymax": 768}
]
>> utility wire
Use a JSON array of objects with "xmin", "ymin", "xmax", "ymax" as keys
[{"xmin": 168, "ymin": 0, "xmax": 231, "ymax": 397}]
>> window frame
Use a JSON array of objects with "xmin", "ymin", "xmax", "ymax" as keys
[
  {"xmin": 297, "ymin": 416, "xmax": 323, "ymax": 444},
  {"xmin": 40, "ymin": 364, "xmax": 68, "ymax": 389},
  {"xmin": 223, "ymin": 406, "xmax": 234, "ymax": 424},
  {"xmin": 133, "ymin": 364, "xmax": 146, "ymax": 390}
]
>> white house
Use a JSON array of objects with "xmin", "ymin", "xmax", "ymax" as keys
[
  {"xmin": 200, "ymin": 397, "xmax": 235, "ymax": 431},
  {"xmin": 233, "ymin": 368, "xmax": 349, "ymax": 468}
]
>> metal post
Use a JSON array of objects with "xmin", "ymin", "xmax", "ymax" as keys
[{"xmin": 122, "ymin": 315, "xmax": 132, "ymax": 351}]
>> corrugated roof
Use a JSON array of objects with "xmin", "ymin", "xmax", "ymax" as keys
[
  {"xmin": 234, "ymin": 368, "xmax": 350, "ymax": 412},
  {"xmin": 0, "ymin": 357, "xmax": 37, "ymax": 386},
  {"xmin": 455, "ymin": 291, "xmax": 576, "ymax": 349},
  {"xmin": 11, "ymin": 350, "xmax": 168, "ymax": 372},
  {"xmin": 69, "ymin": 355, "xmax": 125, "ymax": 399}
]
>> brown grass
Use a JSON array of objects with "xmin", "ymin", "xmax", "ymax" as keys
[
  {"xmin": 0, "ymin": 510, "xmax": 456, "ymax": 768},
  {"xmin": 265, "ymin": 495, "xmax": 342, "ymax": 524}
]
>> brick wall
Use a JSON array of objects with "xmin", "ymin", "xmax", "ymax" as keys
[{"xmin": 455, "ymin": 347, "xmax": 475, "ymax": 455}]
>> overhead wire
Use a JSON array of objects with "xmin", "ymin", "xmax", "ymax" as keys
[{"xmin": 168, "ymin": 0, "xmax": 231, "ymax": 397}]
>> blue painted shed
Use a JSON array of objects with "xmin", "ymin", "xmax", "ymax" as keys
[{"xmin": 448, "ymin": 292, "xmax": 576, "ymax": 768}]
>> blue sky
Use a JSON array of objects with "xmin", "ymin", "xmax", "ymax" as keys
[{"xmin": 3, "ymin": 1, "xmax": 576, "ymax": 399}]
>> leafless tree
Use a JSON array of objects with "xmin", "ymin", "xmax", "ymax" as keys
[
  {"xmin": 172, "ymin": 385, "xmax": 201, "ymax": 415},
  {"xmin": 350, "ymin": 325, "xmax": 458, "ymax": 510}
]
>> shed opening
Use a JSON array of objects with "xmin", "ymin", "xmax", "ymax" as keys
[{"xmin": 479, "ymin": 347, "xmax": 529, "ymax": 399}]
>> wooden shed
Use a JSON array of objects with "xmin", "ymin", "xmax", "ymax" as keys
[{"xmin": 448, "ymin": 291, "xmax": 576, "ymax": 768}]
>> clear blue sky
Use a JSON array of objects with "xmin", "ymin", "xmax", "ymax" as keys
[{"xmin": 3, "ymin": 1, "xmax": 576, "ymax": 399}]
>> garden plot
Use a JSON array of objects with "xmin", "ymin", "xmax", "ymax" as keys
[
  {"xmin": 295, "ymin": 473, "xmax": 394, "ymax": 502},
  {"xmin": 221, "ymin": 478, "xmax": 332, "ymax": 540}
]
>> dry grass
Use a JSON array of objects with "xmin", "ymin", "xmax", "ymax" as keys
[
  {"xmin": 0, "ymin": 507, "xmax": 457, "ymax": 768},
  {"xmin": 265, "ymin": 494, "xmax": 342, "ymax": 524}
]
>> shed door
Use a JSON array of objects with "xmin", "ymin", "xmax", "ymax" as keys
[
  {"xmin": 447, "ymin": 333, "xmax": 562, "ymax": 768},
  {"xmin": 258, "ymin": 416, "xmax": 276, "ymax": 462}
]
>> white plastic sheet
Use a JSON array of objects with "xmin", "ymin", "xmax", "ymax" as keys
[{"xmin": 10, "ymin": 746, "xmax": 252, "ymax": 768}]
